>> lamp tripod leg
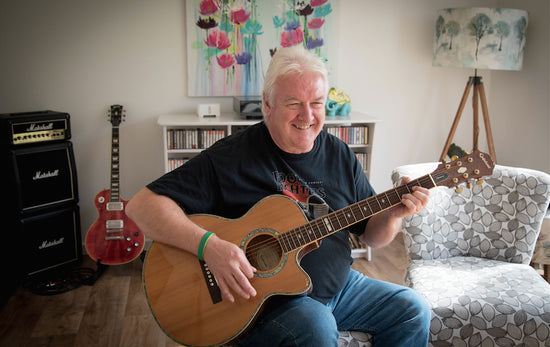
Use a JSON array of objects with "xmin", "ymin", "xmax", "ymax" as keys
[
  {"xmin": 476, "ymin": 82, "xmax": 497, "ymax": 162},
  {"xmin": 439, "ymin": 78, "xmax": 474, "ymax": 162}
]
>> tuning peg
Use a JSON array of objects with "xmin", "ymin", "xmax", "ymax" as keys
[
  {"xmin": 467, "ymin": 182, "xmax": 473, "ymax": 189},
  {"xmin": 455, "ymin": 187, "xmax": 463, "ymax": 194},
  {"xmin": 476, "ymin": 179, "xmax": 484, "ymax": 185},
  {"xmin": 451, "ymin": 155, "xmax": 459, "ymax": 161}
]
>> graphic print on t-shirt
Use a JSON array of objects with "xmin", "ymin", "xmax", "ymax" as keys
[{"xmin": 272, "ymin": 170, "xmax": 329, "ymax": 219}]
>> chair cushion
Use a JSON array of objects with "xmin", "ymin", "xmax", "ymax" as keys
[
  {"xmin": 392, "ymin": 164, "xmax": 550, "ymax": 265},
  {"xmin": 406, "ymin": 256, "xmax": 550, "ymax": 346},
  {"xmin": 338, "ymin": 331, "xmax": 373, "ymax": 346}
]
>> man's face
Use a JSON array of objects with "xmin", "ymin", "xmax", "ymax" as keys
[{"xmin": 263, "ymin": 71, "xmax": 327, "ymax": 154}]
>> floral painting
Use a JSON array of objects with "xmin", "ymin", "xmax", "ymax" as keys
[{"xmin": 186, "ymin": 0, "xmax": 337, "ymax": 96}]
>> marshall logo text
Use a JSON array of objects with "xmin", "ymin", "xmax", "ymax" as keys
[
  {"xmin": 26, "ymin": 122, "xmax": 54, "ymax": 132},
  {"xmin": 39, "ymin": 237, "xmax": 64, "ymax": 250},
  {"xmin": 33, "ymin": 170, "xmax": 59, "ymax": 180}
]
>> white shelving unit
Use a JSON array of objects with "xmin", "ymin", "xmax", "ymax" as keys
[{"xmin": 157, "ymin": 112, "xmax": 378, "ymax": 260}]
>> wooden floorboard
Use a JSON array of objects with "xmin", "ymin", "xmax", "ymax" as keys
[{"xmin": 0, "ymin": 235, "xmax": 407, "ymax": 346}]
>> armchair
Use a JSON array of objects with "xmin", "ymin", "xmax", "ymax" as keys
[{"xmin": 391, "ymin": 163, "xmax": 550, "ymax": 346}]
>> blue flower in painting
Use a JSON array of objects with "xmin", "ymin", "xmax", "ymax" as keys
[
  {"xmin": 307, "ymin": 37, "xmax": 324, "ymax": 49},
  {"xmin": 285, "ymin": 19, "xmax": 301, "ymax": 31},
  {"xmin": 219, "ymin": 21, "xmax": 234, "ymax": 33},
  {"xmin": 241, "ymin": 20, "xmax": 264, "ymax": 35},
  {"xmin": 314, "ymin": 4, "xmax": 332, "ymax": 17},
  {"xmin": 235, "ymin": 52, "xmax": 252, "ymax": 64},
  {"xmin": 273, "ymin": 15, "xmax": 286, "ymax": 28}
]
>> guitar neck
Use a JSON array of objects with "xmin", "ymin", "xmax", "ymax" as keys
[
  {"xmin": 110, "ymin": 125, "xmax": 120, "ymax": 202},
  {"xmin": 277, "ymin": 174, "xmax": 437, "ymax": 253}
]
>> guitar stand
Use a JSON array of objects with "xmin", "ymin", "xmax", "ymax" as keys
[
  {"xmin": 83, "ymin": 259, "xmax": 107, "ymax": 286},
  {"xmin": 439, "ymin": 71, "xmax": 497, "ymax": 163}
]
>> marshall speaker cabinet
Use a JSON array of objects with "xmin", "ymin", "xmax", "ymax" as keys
[
  {"xmin": 8, "ymin": 141, "xmax": 78, "ymax": 213},
  {"xmin": 16, "ymin": 205, "xmax": 82, "ymax": 277},
  {"xmin": 1, "ymin": 110, "xmax": 81, "ymax": 305}
]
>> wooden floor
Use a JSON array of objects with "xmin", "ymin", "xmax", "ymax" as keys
[{"xmin": 0, "ymin": 236, "xmax": 407, "ymax": 347}]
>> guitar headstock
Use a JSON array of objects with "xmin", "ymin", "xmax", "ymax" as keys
[
  {"xmin": 108, "ymin": 104, "xmax": 125, "ymax": 126},
  {"xmin": 431, "ymin": 150, "xmax": 495, "ymax": 192}
]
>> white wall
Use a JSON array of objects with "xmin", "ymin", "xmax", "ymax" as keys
[{"xmin": 1, "ymin": 0, "xmax": 548, "ymax": 241}]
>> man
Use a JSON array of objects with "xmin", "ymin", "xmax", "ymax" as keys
[{"xmin": 126, "ymin": 45, "xmax": 431, "ymax": 346}]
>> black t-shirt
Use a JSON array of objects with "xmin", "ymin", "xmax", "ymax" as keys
[{"xmin": 147, "ymin": 121, "xmax": 375, "ymax": 303}]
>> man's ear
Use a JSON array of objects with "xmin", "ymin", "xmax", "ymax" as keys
[{"xmin": 262, "ymin": 92, "xmax": 271, "ymax": 117}]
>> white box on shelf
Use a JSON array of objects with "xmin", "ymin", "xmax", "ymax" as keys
[{"xmin": 197, "ymin": 104, "xmax": 220, "ymax": 118}]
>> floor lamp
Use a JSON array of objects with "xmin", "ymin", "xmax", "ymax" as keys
[{"xmin": 433, "ymin": 7, "xmax": 528, "ymax": 163}]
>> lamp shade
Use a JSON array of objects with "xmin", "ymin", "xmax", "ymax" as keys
[{"xmin": 433, "ymin": 8, "xmax": 528, "ymax": 71}]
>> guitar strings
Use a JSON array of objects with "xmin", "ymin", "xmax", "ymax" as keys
[
  {"xmin": 244, "ymin": 174, "xmax": 439, "ymax": 258},
  {"xmin": 245, "ymin": 156, "xmax": 479, "ymax": 262}
]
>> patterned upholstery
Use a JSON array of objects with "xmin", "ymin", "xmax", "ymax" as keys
[
  {"xmin": 338, "ymin": 331, "xmax": 372, "ymax": 346},
  {"xmin": 392, "ymin": 163, "xmax": 550, "ymax": 346}
]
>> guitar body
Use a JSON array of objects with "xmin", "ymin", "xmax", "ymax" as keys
[
  {"xmin": 85, "ymin": 189, "xmax": 145, "ymax": 265},
  {"xmin": 143, "ymin": 195, "xmax": 314, "ymax": 347}
]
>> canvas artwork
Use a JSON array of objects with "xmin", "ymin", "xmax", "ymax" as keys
[
  {"xmin": 433, "ymin": 8, "xmax": 528, "ymax": 71},
  {"xmin": 186, "ymin": 0, "xmax": 338, "ymax": 97}
]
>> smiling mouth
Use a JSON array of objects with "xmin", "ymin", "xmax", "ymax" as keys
[{"xmin": 293, "ymin": 124, "xmax": 312, "ymax": 130}]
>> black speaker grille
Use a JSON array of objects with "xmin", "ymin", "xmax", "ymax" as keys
[
  {"xmin": 10, "ymin": 142, "xmax": 78, "ymax": 212},
  {"xmin": 20, "ymin": 205, "xmax": 82, "ymax": 276}
]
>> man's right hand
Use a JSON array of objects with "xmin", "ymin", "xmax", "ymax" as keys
[{"xmin": 202, "ymin": 235, "xmax": 257, "ymax": 303}]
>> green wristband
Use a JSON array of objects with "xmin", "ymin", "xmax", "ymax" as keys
[{"xmin": 198, "ymin": 231, "xmax": 215, "ymax": 261}]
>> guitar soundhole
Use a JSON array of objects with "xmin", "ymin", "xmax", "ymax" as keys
[{"xmin": 245, "ymin": 234, "xmax": 283, "ymax": 272}]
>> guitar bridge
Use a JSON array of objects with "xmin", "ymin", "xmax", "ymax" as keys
[
  {"xmin": 105, "ymin": 236, "xmax": 125, "ymax": 240},
  {"xmin": 199, "ymin": 260, "xmax": 222, "ymax": 304},
  {"xmin": 107, "ymin": 202, "xmax": 123, "ymax": 211}
]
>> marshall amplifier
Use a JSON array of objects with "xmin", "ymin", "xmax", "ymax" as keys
[
  {"xmin": 7, "ymin": 141, "xmax": 78, "ymax": 213},
  {"xmin": 0, "ymin": 110, "xmax": 71, "ymax": 147},
  {"xmin": 17, "ymin": 205, "xmax": 82, "ymax": 277}
]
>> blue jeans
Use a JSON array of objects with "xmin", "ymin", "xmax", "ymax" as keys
[{"xmin": 239, "ymin": 269, "xmax": 430, "ymax": 347}]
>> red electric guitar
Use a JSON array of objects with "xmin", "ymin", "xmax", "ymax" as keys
[{"xmin": 85, "ymin": 105, "xmax": 144, "ymax": 265}]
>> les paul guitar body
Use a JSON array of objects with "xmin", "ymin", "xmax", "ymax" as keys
[
  {"xmin": 86, "ymin": 189, "xmax": 144, "ymax": 265},
  {"xmin": 85, "ymin": 104, "xmax": 144, "ymax": 265}
]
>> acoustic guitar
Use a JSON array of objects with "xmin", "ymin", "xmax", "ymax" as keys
[
  {"xmin": 85, "ymin": 105, "xmax": 144, "ymax": 265},
  {"xmin": 143, "ymin": 150, "xmax": 495, "ymax": 346}
]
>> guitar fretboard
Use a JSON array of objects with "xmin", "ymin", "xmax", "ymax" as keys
[
  {"xmin": 277, "ymin": 175, "xmax": 436, "ymax": 253},
  {"xmin": 110, "ymin": 126, "xmax": 120, "ymax": 202}
]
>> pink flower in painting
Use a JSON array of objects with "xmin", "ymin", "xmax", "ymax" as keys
[
  {"xmin": 311, "ymin": 0, "xmax": 328, "ymax": 7},
  {"xmin": 230, "ymin": 8, "xmax": 251, "ymax": 24},
  {"xmin": 280, "ymin": 28, "xmax": 304, "ymax": 47},
  {"xmin": 205, "ymin": 30, "xmax": 231, "ymax": 50},
  {"xmin": 199, "ymin": 0, "xmax": 219, "ymax": 16},
  {"xmin": 308, "ymin": 18, "xmax": 325, "ymax": 29},
  {"xmin": 217, "ymin": 53, "xmax": 235, "ymax": 69}
]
